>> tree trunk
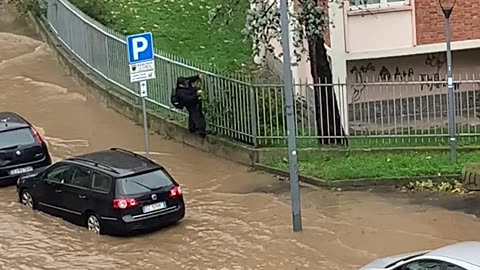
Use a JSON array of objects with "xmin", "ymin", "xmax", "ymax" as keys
[{"xmin": 308, "ymin": 36, "xmax": 347, "ymax": 145}]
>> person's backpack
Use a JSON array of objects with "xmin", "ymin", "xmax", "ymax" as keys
[{"xmin": 170, "ymin": 89, "xmax": 184, "ymax": 109}]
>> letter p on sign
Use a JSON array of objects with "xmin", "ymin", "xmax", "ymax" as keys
[
  {"xmin": 126, "ymin": 32, "xmax": 154, "ymax": 64},
  {"xmin": 132, "ymin": 37, "xmax": 148, "ymax": 61}
]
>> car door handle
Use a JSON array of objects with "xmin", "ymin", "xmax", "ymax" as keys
[
  {"xmin": 55, "ymin": 189, "xmax": 62, "ymax": 193},
  {"xmin": 78, "ymin": 195, "xmax": 87, "ymax": 199}
]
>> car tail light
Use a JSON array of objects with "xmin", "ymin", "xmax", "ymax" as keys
[
  {"xmin": 113, "ymin": 198, "xmax": 138, "ymax": 209},
  {"xmin": 30, "ymin": 127, "xmax": 45, "ymax": 144},
  {"xmin": 169, "ymin": 186, "xmax": 182, "ymax": 198}
]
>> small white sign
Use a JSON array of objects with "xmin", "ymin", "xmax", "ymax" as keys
[
  {"xmin": 130, "ymin": 70, "xmax": 156, "ymax": 83},
  {"xmin": 140, "ymin": 81, "xmax": 148, "ymax": 97},
  {"xmin": 129, "ymin": 60, "xmax": 155, "ymax": 83},
  {"xmin": 447, "ymin": 77, "xmax": 453, "ymax": 86},
  {"xmin": 130, "ymin": 60, "xmax": 155, "ymax": 74}
]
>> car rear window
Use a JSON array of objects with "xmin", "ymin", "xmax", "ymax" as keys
[
  {"xmin": 117, "ymin": 169, "xmax": 174, "ymax": 195},
  {"xmin": 0, "ymin": 128, "xmax": 35, "ymax": 149}
]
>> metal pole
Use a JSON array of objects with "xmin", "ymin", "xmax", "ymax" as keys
[
  {"xmin": 279, "ymin": 0, "xmax": 302, "ymax": 232},
  {"xmin": 444, "ymin": 15, "xmax": 457, "ymax": 162},
  {"xmin": 140, "ymin": 81, "xmax": 150, "ymax": 158}
]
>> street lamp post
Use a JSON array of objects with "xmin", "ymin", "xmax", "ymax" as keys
[
  {"xmin": 279, "ymin": 0, "xmax": 302, "ymax": 232},
  {"xmin": 439, "ymin": 0, "xmax": 457, "ymax": 163}
]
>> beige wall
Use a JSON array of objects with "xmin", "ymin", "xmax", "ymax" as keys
[
  {"xmin": 346, "ymin": 48, "xmax": 480, "ymax": 104},
  {"xmin": 347, "ymin": 9, "xmax": 414, "ymax": 53}
]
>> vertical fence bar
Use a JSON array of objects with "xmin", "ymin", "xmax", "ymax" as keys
[{"xmin": 250, "ymin": 85, "xmax": 258, "ymax": 147}]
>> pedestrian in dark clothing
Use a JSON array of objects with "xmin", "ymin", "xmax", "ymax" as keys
[{"xmin": 175, "ymin": 74, "xmax": 206, "ymax": 137}]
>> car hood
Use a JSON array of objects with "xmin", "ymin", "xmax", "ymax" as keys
[
  {"xmin": 18, "ymin": 166, "xmax": 47, "ymax": 181},
  {"xmin": 360, "ymin": 250, "xmax": 429, "ymax": 269}
]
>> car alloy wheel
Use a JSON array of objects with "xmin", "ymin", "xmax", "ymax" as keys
[
  {"xmin": 21, "ymin": 190, "xmax": 34, "ymax": 209},
  {"xmin": 87, "ymin": 214, "xmax": 101, "ymax": 234}
]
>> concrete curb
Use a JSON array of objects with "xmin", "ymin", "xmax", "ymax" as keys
[
  {"xmin": 26, "ymin": 13, "xmax": 261, "ymax": 166},
  {"xmin": 254, "ymin": 164, "xmax": 461, "ymax": 188}
]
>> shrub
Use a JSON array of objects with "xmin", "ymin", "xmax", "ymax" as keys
[
  {"xmin": 14, "ymin": 0, "xmax": 46, "ymax": 17},
  {"xmin": 69, "ymin": 0, "xmax": 112, "ymax": 26}
]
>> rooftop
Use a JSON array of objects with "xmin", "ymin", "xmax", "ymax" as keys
[
  {"xmin": 427, "ymin": 241, "xmax": 480, "ymax": 267},
  {"xmin": 0, "ymin": 112, "xmax": 30, "ymax": 131},
  {"xmin": 68, "ymin": 148, "xmax": 161, "ymax": 177}
]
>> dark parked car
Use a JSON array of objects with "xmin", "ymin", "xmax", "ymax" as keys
[
  {"xmin": 16, "ymin": 148, "xmax": 185, "ymax": 235},
  {"xmin": 0, "ymin": 112, "xmax": 52, "ymax": 186}
]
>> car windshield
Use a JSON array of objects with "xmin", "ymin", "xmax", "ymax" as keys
[
  {"xmin": 117, "ymin": 169, "xmax": 174, "ymax": 195},
  {"xmin": 0, "ymin": 128, "xmax": 35, "ymax": 149}
]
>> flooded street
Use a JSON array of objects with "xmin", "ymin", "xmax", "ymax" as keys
[{"xmin": 2, "ymin": 5, "xmax": 480, "ymax": 270}]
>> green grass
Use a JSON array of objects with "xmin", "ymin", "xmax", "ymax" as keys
[
  {"xmin": 263, "ymin": 151, "xmax": 480, "ymax": 180},
  {"xmin": 259, "ymin": 136, "xmax": 480, "ymax": 149},
  {"xmin": 258, "ymin": 125, "xmax": 480, "ymax": 149},
  {"xmin": 97, "ymin": 0, "xmax": 252, "ymax": 72}
]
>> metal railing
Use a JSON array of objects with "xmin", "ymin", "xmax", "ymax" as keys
[
  {"xmin": 40, "ymin": 0, "xmax": 480, "ymax": 148},
  {"xmin": 43, "ymin": 0, "xmax": 257, "ymax": 144},
  {"xmin": 345, "ymin": 76, "xmax": 480, "ymax": 147}
]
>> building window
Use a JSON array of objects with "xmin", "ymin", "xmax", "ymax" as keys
[{"xmin": 349, "ymin": 0, "xmax": 409, "ymax": 9}]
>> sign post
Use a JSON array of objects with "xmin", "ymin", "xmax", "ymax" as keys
[{"xmin": 126, "ymin": 32, "xmax": 156, "ymax": 158}]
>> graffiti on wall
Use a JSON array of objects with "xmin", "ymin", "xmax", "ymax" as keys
[
  {"xmin": 419, "ymin": 52, "xmax": 462, "ymax": 91},
  {"xmin": 350, "ymin": 62, "xmax": 375, "ymax": 102},
  {"xmin": 418, "ymin": 53, "xmax": 446, "ymax": 91},
  {"xmin": 349, "ymin": 52, "xmax": 460, "ymax": 102},
  {"xmin": 349, "ymin": 62, "xmax": 416, "ymax": 102},
  {"xmin": 378, "ymin": 66, "xmax": 415, "ymax": 81}
]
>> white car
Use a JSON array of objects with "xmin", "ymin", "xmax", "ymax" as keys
[{"xmin": 360, "ymin": 241, "xmax": 480, "ymax": 270}]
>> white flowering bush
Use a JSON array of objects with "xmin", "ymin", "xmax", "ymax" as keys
[
  {"xmin": 209, "ymin": 0, "xmax": 329, "ymax": 63},
  {"xmin": 210, "ymin": 0, "xmax": 347, "ymax": 145}
]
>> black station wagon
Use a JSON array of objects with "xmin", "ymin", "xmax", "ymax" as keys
[{"xmin": 16, "ymin": 148, "xmax": 185, "ymax": 235}]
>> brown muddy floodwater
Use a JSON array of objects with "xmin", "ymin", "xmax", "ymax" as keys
[{"xmin": 1, "ymin": 4, "xmax": 480, "ymax": 270}]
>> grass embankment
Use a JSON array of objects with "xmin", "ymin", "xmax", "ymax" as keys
[
  {"xmin": 262, "ymin": 127, "xmax": 480, "ymax": 149},
  {"xmin": 71, "ymin": 0, "xmax": 252, "ymax": 72},
  {"xmin": 263, "ymin": 151, "xmax": 480, "ymax": 180}
]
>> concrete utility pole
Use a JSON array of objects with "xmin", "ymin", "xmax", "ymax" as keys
[{"xmin": 279, "ymin": 0, "xmax": 302, "ymax": 232}]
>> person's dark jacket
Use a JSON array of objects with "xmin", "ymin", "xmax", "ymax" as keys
[{"xmin": 175, "ymin": 75, "xmax": 201, "ymax": 107}]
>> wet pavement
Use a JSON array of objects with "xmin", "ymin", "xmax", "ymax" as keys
[{"xmin": 2, "ymin": 4, "xmax": 480, "ymax": 270}]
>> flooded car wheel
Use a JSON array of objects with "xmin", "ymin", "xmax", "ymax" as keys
[
  {"xmin": 87, "ymin": 214, "xmax": 101, "ymax": 235},
  {"xmin": 21, "ymin": 189, "xmax": 34, "ymax": 209}
]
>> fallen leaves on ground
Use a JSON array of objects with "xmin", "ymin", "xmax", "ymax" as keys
[{"xmin": 400, "ymin": 179, "xmax": 470, "ymax": 194}]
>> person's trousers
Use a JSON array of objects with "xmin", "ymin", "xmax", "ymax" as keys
[{"xmin": 186, "ymin": 103, "xmax": 206, "ymax": 136}]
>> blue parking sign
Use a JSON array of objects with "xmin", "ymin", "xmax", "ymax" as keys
[{"xmin": 126, "ymin": 32, "xmax": 154, "ymax": 64}]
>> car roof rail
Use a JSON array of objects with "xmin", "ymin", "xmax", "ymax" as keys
[
  {"xmin": 110, "ymin": 148, "xmax": 156, "ymax": 165},
  {"xmin": 68, "ymin": 157, "xmax": 120, "ymax": 174}
]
